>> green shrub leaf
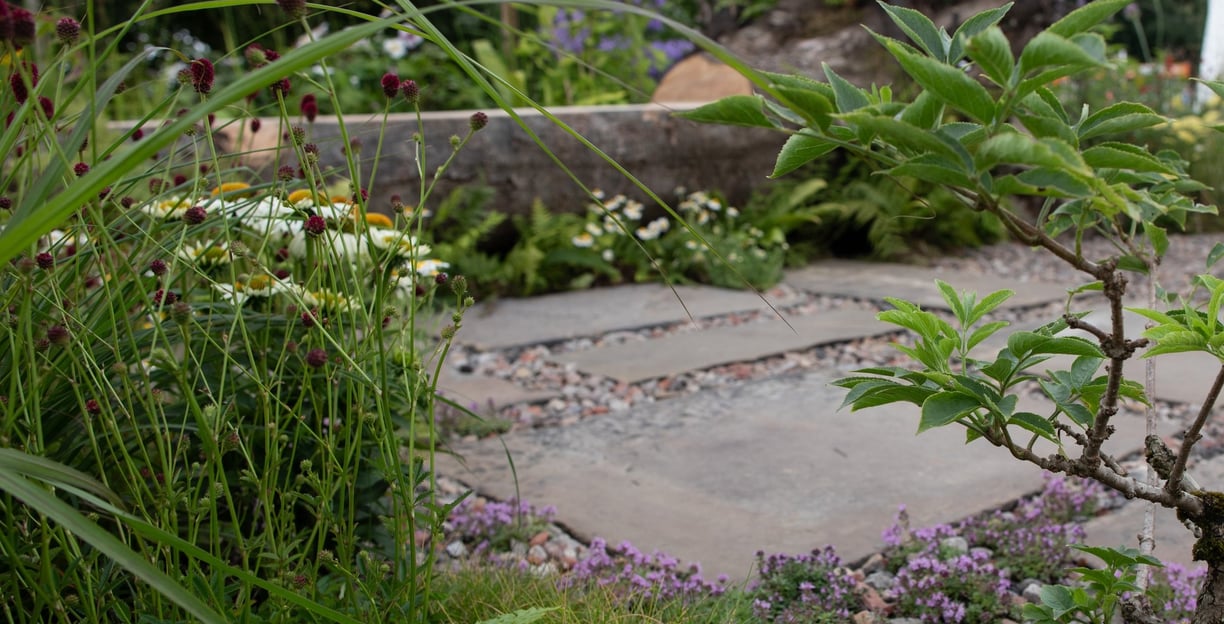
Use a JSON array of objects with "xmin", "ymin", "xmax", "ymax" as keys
[
  {"xmin": 823, "ymin": 63, "xmax": 871, "ymax": 112},
  {"xmin": 919, "ymin": 392, "xmax": 981, "ymax": 433},
  {"xmin": 674, "ymin": 94, "xmax": 776, "ymax": 128},
  {"xmin": 1079, "ymin": 102, "xmax": 1165, "ymax": 141},
  {"xmin": 1046, "ymin": 0, "xmax": 1130, "ymax": 38},
  {"xmin": 949, "ymin": 3, "xmax": 1013, "ymax": 62},
  {"xmin": 965, "ymin": 26, "xmax": 1015, "ymax": 86},
  {"xmin": 878, "ymin": 2, "xmax": 949, "ymax": 60},
  {"xmin": 772, "ymin": 131, "xmax": 838, "ymax": 178},
  {"xmin": 875, "ymin": 33, "xmax": 997, "ymax": 123}
]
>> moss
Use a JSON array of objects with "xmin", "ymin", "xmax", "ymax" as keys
[{"xmin": 1192, "ymin": 491, "xmax": 1224, "ymax": 562}]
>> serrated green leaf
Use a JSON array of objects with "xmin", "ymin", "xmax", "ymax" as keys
[
  {"xmin": 1035, "ymin": 336, "xmax": 1105, "ymax": 357},
  {"xmin": 878, "ymin": 2, "xmax": 949, "ymax": 60},
  {"xmin": 1008, "ymin": 331, "xmax": 1047, "ymax": 358},
  {"xmin": 969, "ymin": 290, "xmax": 1015, "ymax": 323},
  {"xmin": 949, "ymin": 3, "xmax": 1013, "ymax": 62},
  {"xmin": 874, "ymin": 32, "xmax": 997, "ymax": 123},
  {"xmin": 823, "ymin": 63, "xmax": 871, "ymax": 112},
  {"xmin": 849, "ymin": 384, "xmax": 940, "ymax": 410},
  {"xmin": 674, "ymin": 94, "xmax": 776, "ymax": 128},
  {"xmin": 772, "ymin": 85, "xmax": 835, "ymax": 129},
  {"xmin": 976, "ymin": 133, "xmax": 1089, "ymax": 174},
  {"xmin": 1142, "ymin": 330, "xmax": 1209, "ymax": 358},
  {"xmin": 966, "ymin": 320, "xmax": 1010, "ymax": 351},
  {"xmin": 936, "ymin": 280, "xmax": 968, "ymax": 323},
  {"xmin": 1015, "ymin": 168, "xmax": 1093, "ymax": 197},
  {"xmin": 899, "ymin": 90, "xmax": 945, "ymax": 129},
  {"xmin": 965, "ymin": 26, "xmax": 1014, "ymax": 86},
  {"xmin": 842, "ymin": 113, "xmax": 963, "ymax": 161},
  {"xmin": 762, "ymin": 71, "xmax": 837, "ymax": 99},
  {"xmin": 888, "ymin": 157, "xmax": 975, "ymax": 188},
  {"xmin": 771, "ymin": 131, "xmax": 838, "ymax": 178},
  {"xmin": 1018, "ymin": 31, "xmax": 1103, "ymax": 76},
  {"xmin": 1038, "ymin": 584, "xmax": 1079, "ymax": 618},
  {"xmin": 1079, "ymin": 102, "xmax": 1165, "ymax": 141},
  {"xmin": 1047, "ymin": 0, "xmax": 1130, "ymax": 38},
  {"xmin": 919, "ymin": 392, "xmax": 981, "ymax": 433},
  {"xmin": 1083, "ymin": 143, "xmax": 1173, "ymax": 173}
]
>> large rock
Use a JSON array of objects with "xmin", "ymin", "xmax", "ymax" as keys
[{"xmin": 652, "ymin": 54, "xmax": 754, "ymax": 103}]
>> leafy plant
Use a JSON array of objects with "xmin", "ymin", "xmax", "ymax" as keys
[
  {"xmin": 1023, "ymin": 545, "xmax": 1163, "ymax": 624},
  {"xmin": 681, "ymin": 0, "xmax": 1224, "ymax": 620}
]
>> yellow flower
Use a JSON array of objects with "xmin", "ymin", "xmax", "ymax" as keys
[
  {"xmin": 210, "ymin": 182, "xmax": 253, "ymax": 198},
  {"xmin": 287, "ymin": 189, "xmax": 316, "ymax": 205},
  {"xmin": 302, "ymin": 287, "xmax": 356, "ymax": 313}
]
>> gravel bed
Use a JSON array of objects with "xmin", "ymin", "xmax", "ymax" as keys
[{"xmin": 448, "ymin": 234, "xmax": 1224, "ymax": 432}]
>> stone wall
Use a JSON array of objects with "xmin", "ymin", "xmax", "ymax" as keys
[{"xmin": 214, "ymin": 103, "xmax": 786, "ymax": 216}]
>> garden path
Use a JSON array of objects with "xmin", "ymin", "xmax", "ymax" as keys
[{"xmin": 432, "ymin": 259, "xmax": 1218, "ymax": 580}]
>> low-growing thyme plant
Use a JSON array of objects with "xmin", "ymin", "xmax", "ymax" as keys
[{"xmin": 684, "ymin": 1, "xmax": 1224, "ymax": 621}]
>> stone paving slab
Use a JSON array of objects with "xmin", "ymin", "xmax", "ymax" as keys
[
  {"xmin": 455, "ymin": 284, "xmax": 801, "ymax": 351},
  {"xmin": 435, "ymin": 369, "xmax": 560, "ymax": 410},
  {"xmin": 784, "ymin": 260, "xmax": 1070, "ymax": 310},
  {"xmin": 548, "ymin": 309, "xmax": 892, "ymax": 384},
  {"xmin": 436, "ymin": 368, "xmax": 1149, "ymax": 581}
]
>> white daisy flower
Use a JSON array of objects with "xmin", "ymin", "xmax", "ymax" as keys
[
  {"xmin": 177, "ymin": 241, "xmax": 232, "ymax": 267},
  {"xmin": 572, "ymin": 232, "xmax": 595, "ymax": 248},
  {"xmin": 141, "ymin": 195, "xmax": 195, "ymax": 220},
  {"xmin": 383, "ymin": 37, "xmax": 408, "ymax": 60}
]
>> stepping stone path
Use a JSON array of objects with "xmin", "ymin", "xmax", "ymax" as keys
[{"xmin": 433, "ymin": 259, "xmax": 1217, "ymax": 579}]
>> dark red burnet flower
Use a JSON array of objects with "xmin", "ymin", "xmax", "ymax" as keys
[
  {"xmin": 300, "ymin": 93, "xmax": 318, "ymax": 122},
  {"xmin": 73, "ymin": 162, "xmax": 89, "ymax": 177},
  {"xmin": 0, "ymin": 197, "xmax": 11, "ymax": 210},
  {"xmin": 469, "ymin": 111, "xmax": 489, "ymax": 132},
  {"xmin": 400, "ymin": 79, "xmax": 419, "ymax": 105},
  {"xmin": 9, "ymin": 61, "xmax": 37, "ymax": 104},
  {"xmin": 9, "ymin": 6, "xmax": 32, "ymax": 46},
  {"xmin": 305, "ymin": 347, "xmax": 328, "ymax": 368},
  {"xmin": 56, "ymin": 17, "xmax": 81, "ymax": 45},
  {"xmin": 35, "ymin": 252, "xmax": 54, "ymax": 270},
  {"xmin": 250, "ymin": 118, "xmax": 262, "ymax": 134},
  {"xmin": 271, "ymin": 77, "xmax": 291, "ymax": 96},
  {"xmin": 189, "ymin": 58, "xmax": 215, "ymax": 94},
  {"xmin": 46, "ymin": 325, "xmax": 70, "ymax": 346},
  {"xmin": 304, "ymin": 214, "xmax": 327, "ymax": 237},
  {"xmin": 380, "ymin": 72, "xmax": 399, "ymax": 99},
  {"xmin": 85, "ymin": 399, "xmax": 101, "ymax": 415},
  {"xmin": 183, "ymin": 205, "xmax": 207, "ymax": 225},
  {"xmin": 149, "ymin": 259, "xmax": 168, "ymax": 276},
  {"xmin": 36, "ymin": 96, "xmax": 53, "ymax": 119}
]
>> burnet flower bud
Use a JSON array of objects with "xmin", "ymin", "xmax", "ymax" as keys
[
  {"xmin": 469, "ymin": 111, "xmax": 489, "ymax": 132},
  {"xmin": 56, "ymin": 18, "xmax": 81, "ymax": 45}
]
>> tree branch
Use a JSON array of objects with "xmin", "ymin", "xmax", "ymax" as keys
[{"xmin": 1166, "ymin": 363, "xmax": 1224, "ymax": 499}]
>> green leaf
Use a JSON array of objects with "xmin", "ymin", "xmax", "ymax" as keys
[
  {"xmin": 771, "ymin": 131, "xmax": 838, "ymax": 178},
  {"xmin": 849, "ymin": 384, "xmax": 940, "ymax": 410},
  {"xmin": 888, "ymin": 156, "xmax": 975, "ymax": 188},
  {"xmin": 823, "ymin": 63, "xmax": 871, "ymax": 112},
  {"xmin": 772, "ymin": 85, "xmax": 835, "ymax": 129},
  {"xmin": 1018, "ymin": 31, "xmax": 1103, "ymax": 76},
  {"xmin": 1079, "ymin": 102, "xmax": 1165, "ymax": 141},
  {"xmin": 949, "ymin": 3, "xmax": 1013, "ymax": 62},
  {"xmin": 874, "ymin": 33, "xmax": 997, "ymax": 123},
  {"xmin": 975, "ymin": 133, "xmax": 1089, "ymax": 174},
  {"xmin": 1047, "ymin": 0, "xmax": 1130, "ymax": 38},
  {"xmin": 762, "ymin": 71, "xmax": 836, "ymax": 100},
  {"xmin": 1038, "ymin": 584, "xmax": 1079, "ymax": 618},
  {"xmin": 1034, "ymin": 336, "xmax": 1105, "ymax": 357},
  {"xmin": 919, "ymin": 392, "xmax": 981, "ymax": 433},
  {"xmin": 1144, "ymin": 221, "xmax": 1169, "ymax": 258},
  {"xmin": 1083, "ymin": 143, "xmax": 1173, "ymax": 173},
  {"xmin": 1016, "ymin": 168, "xmax": 1093, "ymax": 197},
  {"xmin": 965, "ymin": 26, "xmax": 1015, "ymax": 86},
  {"xmin": 674, "ymin": 94, "xmax": 776, "ymax": 128},
  {"xmin": 842, "ymin": 113, "xmax": 964, "ymax": 161},
  {"xmin": 1009, "ymin": 412, "xmax": 1058, "ymax": 440},
  {"xmin": 969, "ymin": 290, "xmax": 1015, "ymax": 324},
  {"xmin": 878, "ymin": 1, "xmax": 949, "ymax": 60},
  {"xmin": 967, "ymin": 321, "xmax": 1010, "ymax": 351},
  {"xmin": 899, "ymin": 90, "xmax": 945, "ymax": 129},
  {"xmin": 1143, "ymin": 331, "xmax": 1209, "ymax": 358},
  {"xmin": 1209, "ymin": 243, "xmax": 1224, "ymax": 269},
  {"xmin": 936, "ymin": 280, "xmax": 968, "ymax": 323}
]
